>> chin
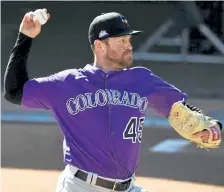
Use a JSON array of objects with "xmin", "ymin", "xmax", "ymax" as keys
[{"xmin": 117, "ymin": 57, "xmax": 133, "ymax": 69}]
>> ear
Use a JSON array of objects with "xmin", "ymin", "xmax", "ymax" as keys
[
  {"xmin": 94, "ymin": 40, "xmax": 102, "ymax": 50},
  {"xmin": 94, "ymin": 40, "xmax": 107, "ymax": 52}
]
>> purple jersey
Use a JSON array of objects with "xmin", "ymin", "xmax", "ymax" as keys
[{"xmin": 21, "ymin": 64, "xmax": 187, "ymax": 179}]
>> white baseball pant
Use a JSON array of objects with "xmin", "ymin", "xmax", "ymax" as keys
[{"xmin": 56, "ymin": 164, "xmax": 150, "ymax": 192}]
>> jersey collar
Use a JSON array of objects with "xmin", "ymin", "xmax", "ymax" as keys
[{"xmin": 83, "ymin": 64, "xmax": 127, "ymax": 76}]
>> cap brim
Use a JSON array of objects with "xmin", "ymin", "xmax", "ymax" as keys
[
  {"xmin": 128, "ymin": 30, "xmax": 143, "ymax": 35},
  {"xmin": 110, "ymin": 29, "xmax": 143, "ymax": 38}
]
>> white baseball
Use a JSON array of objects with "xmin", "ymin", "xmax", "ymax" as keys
[{"xmin": 33, "ymin": 9, "xmax": 48, "ymax": 25}]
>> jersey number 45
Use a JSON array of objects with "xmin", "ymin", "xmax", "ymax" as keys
[{"xmin": 123, "ymin": 117, "xmax": 145, "ymax": 143}]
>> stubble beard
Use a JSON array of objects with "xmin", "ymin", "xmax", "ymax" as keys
[{"xmin": 106, "ymin": 52, "xmax": 133, "ymax": 70}]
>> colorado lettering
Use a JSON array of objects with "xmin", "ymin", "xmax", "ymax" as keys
[{"xmin": 66, "ymin": 89, "xmax": 148, "ymax": 115}]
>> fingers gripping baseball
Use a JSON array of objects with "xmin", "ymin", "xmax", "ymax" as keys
[{"xmin": 20, "ymin": 8, "xmax": 50, "ymax": 38}]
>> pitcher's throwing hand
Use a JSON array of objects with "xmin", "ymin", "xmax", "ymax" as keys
[{"xmin": 20, "ymin": 8, "xmax": 50, "ymax": 38}]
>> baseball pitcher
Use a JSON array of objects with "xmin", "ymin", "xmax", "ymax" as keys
[{"xmin": 4, "ymin": 9, "xmax": 222, "ymax": 192}]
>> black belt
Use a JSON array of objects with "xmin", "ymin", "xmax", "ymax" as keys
[{"xmin": 74, "ymin": 170, "xmax": 131, "ymax": 191}]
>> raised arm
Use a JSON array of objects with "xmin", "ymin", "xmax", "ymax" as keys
[
  {"xmin": 4, "ymin": 9, "xmax": 50, "ymax": 105},
  {"xmin": 4, "ymin": 32, "xmax": 32, "ymax": 105},
  {"xmin": 3, "ymin": 9, "xmax": 60, "ymax": 110}
]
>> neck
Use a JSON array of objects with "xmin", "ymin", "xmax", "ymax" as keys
[
  {"xmin": 93, "ymin": 62, "xmax": 112, "ymax": 72},
  {"xmin": 93, "ymin": 56, "xmax": 123, "ymax": 72}
]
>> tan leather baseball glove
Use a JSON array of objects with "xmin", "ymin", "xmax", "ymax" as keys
[{"xmin": 168, "ymin": 101, "xmax": 221, "ymax": 149}]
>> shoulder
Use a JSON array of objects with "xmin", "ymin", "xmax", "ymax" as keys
[
  {"xmin": 127, "ymin": 66, "xmax": 156, "ymax": 79},
  {"xmin": 128, "ymin": 66, "xmax": 181, "ymax": 90},
  {"xmin": 128, "ymin": 66, "xmax": 152, "ymax": 73},
  {"xmin": 53, "ymin": 68, "xmax": 85, "ymax": 82}
]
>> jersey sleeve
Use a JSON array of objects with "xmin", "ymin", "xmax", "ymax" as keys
[
  {"xmin": 142, "ymin": 68, "xmax": 188, "ymax": 117},
  {"xmin": 21, "ymin": 69, "xmax": 73, "ymax": 110},
  {"xmin": 21, "ymin": 75, "xmax": 59, "ymax": 110}
]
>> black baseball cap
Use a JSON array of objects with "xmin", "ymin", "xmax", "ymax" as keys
[{"xmin": 88, "ymin": 12, "xmax": 142, "ymax": 45}]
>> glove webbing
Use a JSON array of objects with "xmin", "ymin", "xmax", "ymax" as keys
[
  {"xmin": 183, "ymin": 101, "xmax": 222, "ymax": 130},
  {"xmin": 183, "ymin": 102, "xmax": 203, "ymax": 113}
]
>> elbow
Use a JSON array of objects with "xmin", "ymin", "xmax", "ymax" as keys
[{"xmin": 4, "ymin": 90, "xmax": 22, "ymax": 105}]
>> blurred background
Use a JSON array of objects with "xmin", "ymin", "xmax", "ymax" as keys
[{"xmin": 1, "ymin": 1, "xmax": 224, "ymax": 192}]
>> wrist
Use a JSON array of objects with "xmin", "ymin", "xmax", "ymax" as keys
[
  {"xmin": 216, "ymin": 121, "xmax": 223, "ymax": 131},
  {"xmin": 18, "ymin": 31, "xmax": 33, "ymax": 40}
]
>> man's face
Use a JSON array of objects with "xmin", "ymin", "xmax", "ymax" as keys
[{"xmin": 103, "ymin": 35, "xmax": 133, "ymax": 69}]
